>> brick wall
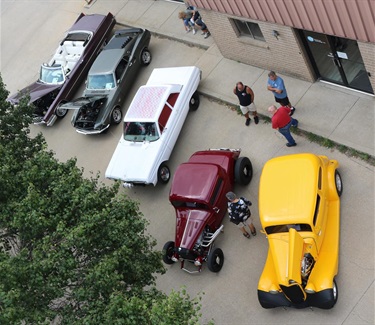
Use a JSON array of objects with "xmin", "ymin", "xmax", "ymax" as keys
[
  {"xmin": 358, "ymin": 42, "xmax": 375, "ymax": 94},
  {"xmin": 200, "ymin": 9, "xmax": 314, "ymax": 82}
]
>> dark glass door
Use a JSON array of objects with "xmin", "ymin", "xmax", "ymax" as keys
[{"xmin": 301, "ymin": 30, "xmax": 373, "ymax": 94}]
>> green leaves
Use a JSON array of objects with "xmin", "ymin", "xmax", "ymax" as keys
[{"xmin": 0, "ymin": 74, "xmax": 208, "ymax": 324}]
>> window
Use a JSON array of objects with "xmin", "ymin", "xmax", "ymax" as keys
[
  {"xmin": 123, "ymin": 122, "xmax": 159, "ymax": 142},
  {"xmin": 158, "ymin": 93, "xmax": 178, "ymax": 132},
  {"xmin": 232, "ymin": 19, "xmax": 265, "ymax": 41},
  {"xmin": 313, "ymin": 194, "xmax": 321, "ymax": 226},
  {"xmin": 115, "ymin": 56, "xmax": 128, "ymax": 80},
  {"xmin": 209, "ymin": 178, "xmax": 223, "ymax": 206},
  {"xmin": 265, "ymin": 224, "xmax": 312, "ymax": 234},
  {"xmin": 318, "ymin": 167, "xmax": 322, "ymax": 189}
]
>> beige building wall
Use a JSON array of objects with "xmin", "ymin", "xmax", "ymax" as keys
[
  {"xmin": 358, "ymin": 42, "xmax": 375, "ymax": 93},
  {"xmin": 200, "ymin": 9, "xmax": 314, "ymax": 81}
]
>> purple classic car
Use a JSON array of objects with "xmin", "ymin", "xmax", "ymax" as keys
[{"xmin": 7, "ymin": 13, "xmax": 116, "ymax": 126}]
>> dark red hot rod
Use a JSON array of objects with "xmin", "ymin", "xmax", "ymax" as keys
[{"xmin": 162, "ymin": 149, "xmax": 253, "ymax": 273}]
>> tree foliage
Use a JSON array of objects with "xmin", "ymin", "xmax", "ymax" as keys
[{"xmin": 0, "ymin": 76, "xmax": 210, "ymax": 324}]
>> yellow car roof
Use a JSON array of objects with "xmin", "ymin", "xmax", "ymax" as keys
[{"xmin": 259, "ymin": 153, "xmax": 320, "ymax": 228}]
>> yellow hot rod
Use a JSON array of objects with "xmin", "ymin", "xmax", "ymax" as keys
[{"xmin": 258, "ymin": 153, "xmax": 342, "ymax": 309}]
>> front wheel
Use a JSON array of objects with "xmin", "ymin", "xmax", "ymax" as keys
[
  {"xmin": 162, "ymin": 241, "xmax": 175, "ymax": 265},
  {"xmin": 55, "ymin": 103, "xmax": 68, "ymax": 118},
  {"xmin": 332, "ymin": 278, "xmax": 338, "ymax": 306},
  {"xmin": 140, "ymin": 48, "xmax": 152, "ymax": 66},
  {"xmin": 111, "ymin": 106, "xmax": 122, "ymax": 125},
  {"xmin": 207, "ymin": 247, "xmax": 224, "ymax": 272},
  {"xmin": 335, "ymin": 170, "xmax": 343, "ymax": 197},
  {"xmin": 235, "ymin": 156, "xmax": 253, "ymax": 185},
  {"xmin": 189, "ymin": 91, "xmax": 200, "ymax": 111},
  {"xmin": 158, "ymin": 163, "xmax": 170, "ymax": 184}
]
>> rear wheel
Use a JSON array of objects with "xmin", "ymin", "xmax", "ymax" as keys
[
  {"xmin": 111, "ymin": 106, "xmax": 122, "ymax": 124},
  {"xmin": 140, "ymin": 49, "xmax": 152, "ymax": 66},
  {"xmin": 207, "ymin": 247, "xmax": 224, "ymax": 272},
  {"xmin": 158, "ymin": 163, "xmax": 170, "ymax": 184},
  {"xmin": 189, "ymin": 91, "xmax": 200, "ymax": 111},
  {"xmin": 235, "ymin": 157, "xmax": 253, "ymax": 185},
  {"xmin": 162, "ymin": 241, "xmax": 175, "ymax": 265},
  {"xmin": 335, "ymin": 170, "xmax": 343, "ymax": 197}
]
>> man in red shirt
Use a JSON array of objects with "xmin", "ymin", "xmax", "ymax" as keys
[{"xmin": 268, "ymin": 105, "xmax": 299, "ymax": 147}]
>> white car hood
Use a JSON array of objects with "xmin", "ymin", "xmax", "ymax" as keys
[{"xmin": 105, "ymin": 138, "xmax": 161, "ymax": 184}]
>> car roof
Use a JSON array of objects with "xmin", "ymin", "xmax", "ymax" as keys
[
  {"xmin": 170, "ymin": 163, "xmax": 220, "ymax": 203},
  {"xmin": 70, "ymin": 14, "xmax": 107, "ymax": 33},
  {"xmin": 259, "ymin": 153, "xmax": 320, "ymax": 227},
  {"xmin": 125, "ymin": 84, "xmax": 182, "ymax": 121},
  {"xmin": 89, "ymin": 49, "xmax": 124, "ymax": 75}
]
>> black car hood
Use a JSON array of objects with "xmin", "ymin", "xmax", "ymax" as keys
[{"xmin": 7, "ymin": 81, "xmax": 62, "ymax": 104}]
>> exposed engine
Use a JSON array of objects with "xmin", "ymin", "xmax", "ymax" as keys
[
  {"xmin": 301, "ymin": 253, "xmax": 315, "ymax": 286},
  {"xmin": 75, "ymin": 98, "xmax": 105, "ymax": 129},
  {"xmin": 33, "ymin": 89, "xmax": 60, "ymax": 117}
]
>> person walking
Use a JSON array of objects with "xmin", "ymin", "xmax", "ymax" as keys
[
  {"xmin": 267, "ymin": 71, "xmax": 296, "ymax": 116},
  {"xmin": 226, "ymin": 191, "xmax": 257, "ymax": 238},
  {"xmin": 268, "ymin": 105, "xmax": 299, "ymax": 147},
  {"xmin": 233, "ymin": 81, "xmax": 259, "ymax": 126}
]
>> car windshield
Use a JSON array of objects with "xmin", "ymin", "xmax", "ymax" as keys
[
  {"xmin": 123, "ymin": 122, "xmax": 160, "ymax": 142},
  {"xmin": 265, "ymin": 223, "xmax": 312, "ymax": 234},
  {"xmin": 87, "ymin": 74, "xmax": 115, "ymax": 90},
  {"xmin": 39, "ymin": 65, "xmax": 65, "ymax": 84}
]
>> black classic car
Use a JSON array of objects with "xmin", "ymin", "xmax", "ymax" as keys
[
  {"xmin": 7, "ymin": 13, "xmax": 116, "ymax": 126},
  {"xmin": 60, "ymin": 28, "xmax": 152, "ymax": 135}
]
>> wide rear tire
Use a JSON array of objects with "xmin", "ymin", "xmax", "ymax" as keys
[{"xmin": 235, "ymin": 157, "xmax": 253, "ymax": 185}]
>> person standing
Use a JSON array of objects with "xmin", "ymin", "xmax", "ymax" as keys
[
  {"xmin": 267, "ymin": 71, "xmax": 296, "ymax": 116},
  {"xmin": 268, "ymin": 105, "xmax": 299, "ymax": 147},
  {"xmin": 178, "ymin": 10, "xmax": 195, "ymax": 33},
  {"xmin": 233, "ymin": 81, "xmax": 259, "ymax": 126},
  {"xmin": 226, "ymin": 191, "xmax": 257, "ymax": 238}
]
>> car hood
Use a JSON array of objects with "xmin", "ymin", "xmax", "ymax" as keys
[
  {"xmin": 7, "ymin": 81, "xmax": 61, "ymax": 104},
  {"xmin": 268, "ymin": 228, "xmax": 305, "ymax": 286},
  {"xmin": 175, "ymin": 209, "xmax": 210, "ymax": 249},
  {"xmin": 60, "ymin": 96, "xmax": 107, "ymax": 110},
  {"xmin": 105, "ymin": 137, "xmax": 161, "ymax": 185}
]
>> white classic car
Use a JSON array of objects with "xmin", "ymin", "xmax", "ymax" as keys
[{"xmin": 105, "ymin": 66, "xmax": 201, "ymax": 187}]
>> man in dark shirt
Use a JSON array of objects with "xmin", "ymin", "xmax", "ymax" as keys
[
  {"xmin": 233, "ymin": 81, "xmax": 259, "ymax": 126},
  {"xmin": 268, "ymin": 105, "xmax": 299, "ymax": 147}
]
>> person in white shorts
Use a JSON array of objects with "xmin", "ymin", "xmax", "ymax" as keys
[{"xmin": 233, "ymin": 81, "xmax": 259, "ymax": 126}]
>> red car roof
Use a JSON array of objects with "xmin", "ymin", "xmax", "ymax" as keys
[{"xmin": 170, "ymin": 163, "xmax": 220, "ymax": 204}]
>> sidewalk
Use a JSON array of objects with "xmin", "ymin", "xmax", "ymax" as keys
[{"xmin": 89, "ymin": 0, "xmax": 374, "ymax": 157}]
